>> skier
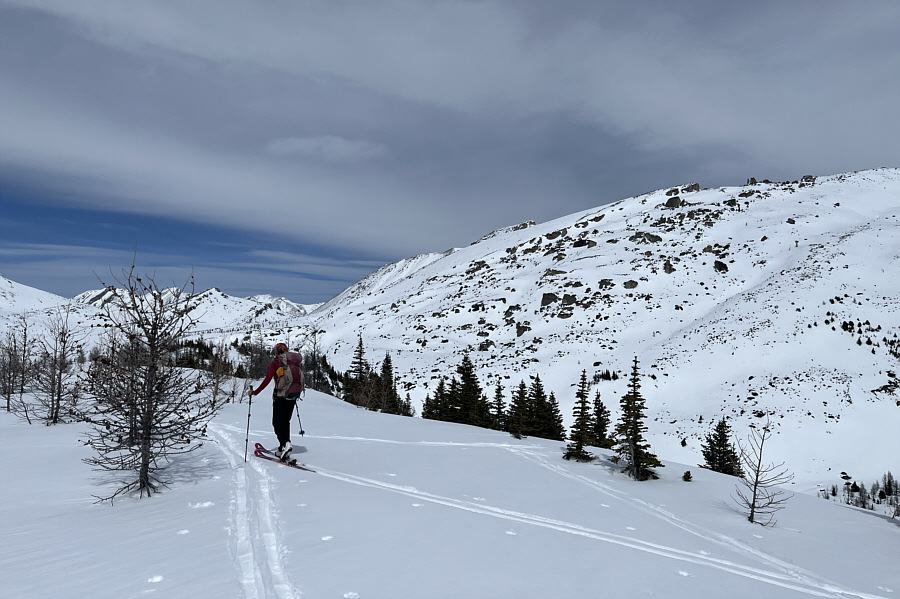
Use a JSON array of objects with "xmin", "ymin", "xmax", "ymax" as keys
[{"xmin": 249, "ymin": 342, "xmax": 304, "ymax": 461}]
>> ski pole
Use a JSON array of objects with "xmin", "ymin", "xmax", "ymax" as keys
[
  {"xmin": 244, "ymin": 387, "xmax": 253, "ymax": 462},
  {"xmin": 295, "ymin": 398, "xmax": 305, "ymax": 436}
]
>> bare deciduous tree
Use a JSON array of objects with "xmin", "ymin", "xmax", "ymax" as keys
[
  {"xmin": 1, "ymin": 312, "xmax": 36, "ymax": 421},
  {"xmin": 83, "ymin": 265, "xmax": 226, "ymax": 501},
  {"xmin": 207, "ymin": 338, "xmax": 236, "ymax": 405},
  {"xmin": 302, "ymin": 326, "xmax": 330, "ymax": 394},
  {"xmin": 34, "ymin": 303, "xmax": 86, "ymax": 424},
  {"xmin": 0, "ymin": 329, "xmax": 22, "ymax": 413},
  {"xmin": 733, "ymin": 419, "xmax": 794, "ymax": 526}
]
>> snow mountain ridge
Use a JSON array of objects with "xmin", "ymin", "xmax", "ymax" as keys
[
  {"xmin": 303, "ymin": 168, "xmax": 900, "ymax": 490},
  {"xmin": 1, "ymin": 168, "xmax": 898, "ymax": 490}
]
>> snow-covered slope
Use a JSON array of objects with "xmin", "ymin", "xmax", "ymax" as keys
[
  {"xmin": 309, "ymin": 168, "xmax": 900, "ymax": 487},
  {"xmin": 2, "ymin": 169, "xmax": 897, "ymax": 488},
  {"xmin": 1, "ymin": 275, "xmax": 104, "ymax": 340},
  {"xmin": 0, "ymin": 274, "xmax": 70, "ymax": 317},
  {"xmin": 1, "ymin": 391, "xmax": 897, "ymax": 599}
]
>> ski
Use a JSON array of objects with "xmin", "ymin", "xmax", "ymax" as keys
[{"xmin": 253, "ymin": 443, "xmax": 316, "ymax": 472}]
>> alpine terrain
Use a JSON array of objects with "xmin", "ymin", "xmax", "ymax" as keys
[{"xmin": 1, "ymin": 168, "xmax": 898, "ymax": 598}]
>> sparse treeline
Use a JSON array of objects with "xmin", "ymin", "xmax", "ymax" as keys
[
  {"xmin": 1, "ymin": 306, "xmax": 88, "ymax": 424},
  {"xmin": 1, "ymin": 307, "xmax": 342, "ymax": 427},
  {"xmin": 0, "ymin": 274, "xmax": 347, "ymax": 500},
  {"xmin": 417, "ymin": 352, "xmax": 664, "ymax": 481},
  {"xmin": 822, "ymin": 470, "xmax": 899, "ymax": 517},
  {"xmin": 173, "ymin": 333, "xmax": 342, "ymax": 397},
  {"xmin": 340, "ymin": 335, "xmax": 414, "ymax": 416},
  {"xmin": 168, "ymin": 327, "xmax": 362, "ymax": 401},
  {"xmin": 416, "ymin": 351, "xmax": 619, "ymax": 455},
  {"xmin": 421, "ymin": 353, "xmax": 568, "ymax": 442}
]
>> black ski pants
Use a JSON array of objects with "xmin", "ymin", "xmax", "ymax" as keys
[{"xmin": 272, "ymin": 395, "xmax": 297, "ymax": 447}]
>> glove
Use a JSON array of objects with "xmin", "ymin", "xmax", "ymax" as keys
[{"xmin": 248, "ymin": 387, "xmax": 255, "ymax": 398}]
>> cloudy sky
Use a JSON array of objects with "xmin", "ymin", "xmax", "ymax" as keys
[{"xmin": 2, "ymin": 1, "xmax": 898, "ymax": 304}]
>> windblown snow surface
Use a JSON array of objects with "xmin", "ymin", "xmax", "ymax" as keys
[{"xmin": 1, "ymin": 391, "xmax": 897, "ymax": 599}]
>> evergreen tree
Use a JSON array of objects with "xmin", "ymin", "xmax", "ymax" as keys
[
  {"xmin": 303, "ymin": 350, "xmax": 339, "ymax": 396},
  {"xmin": 422, "ymin": 377, "xmax": 449, "ymax": 421},
  {"xmin": 517, "ymin": 375, "xmax": 565, "ymax": 441},
  {"xmin": 490, "ymin": 382, "xmax": 506, "ymax": 431},
  {"xmin": 377, "ymin": 352, "xmax": 401, "ymax": 414},
  {"xmin": 238, "ymin": 329, "xmax": 270, "ymax": 379},
  {"xmin": 398, "ymin": 393, "xmax": 415, "ymax": 417},
  {"xmin": 447, "ymin": 376, "xmax": 462, "ymax": 422},
  {"xmin": 526, "ymin": 375, "xmax": 548, "ymax": 437},
  {"xmin": 547, "ymin": 392, "xmax": 566, "ymax": 441},
  {"xmin": 344, "ymin": 335, "xmax": 373, "ymax": 407},
  {"xmin": 701, "ymin": 417, "xmax": 744, "ymax": 477},
  {"xmin": 349, "ymin": 335, "xmax": 368, "ymax": 381},
  {"xmin": 564, "ymin": 370, "xmax": 595, "ymax": 461},
  {"xmin": 591, "ymin": 389, "xmax": 614, "ymax": 449},
  {"xmin": 421, "ymin": 392, "xmax": 434, "ymax": 419},
  {"xmin": 614, "ymin": 356, "xmax": 662, "ymax": 480},
  {"xmin": 456, "ymin": 353, "xmax": 488, "ymax": 427},
  {"xmin": 507, "ymin": 381, "xmax": 529, "ymax": 439},
  {"xmin": 302, "ymin": 327, "xmax": 334, "ymax": 394}
]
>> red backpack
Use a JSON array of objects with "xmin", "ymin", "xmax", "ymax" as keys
[{"xmin": 275, "ymin": 351, "xmax": 304, "ymax": 398}]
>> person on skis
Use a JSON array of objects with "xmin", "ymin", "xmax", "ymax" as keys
[{"xmin": 250, "ymin": 342, "xmax": 304, "ymax": 461}]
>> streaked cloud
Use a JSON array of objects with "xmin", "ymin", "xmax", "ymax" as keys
[
  {"xmin": 1, "ymin": 1, "xmax": 898, "ymax": 302},
  {"xmin": 266, "ymin": 136, "xmax": 390, "ymax": 163}
]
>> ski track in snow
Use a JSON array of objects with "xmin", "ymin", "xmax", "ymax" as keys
[
  {"xmin": 212, "ymin": 426, "xmax": 885, "ymax": 599},
  {"xmin": 310, "ymin": 434, "xmax": 546, "ymax": 450},
  {"xmin": 505, "ymin": 446, "xmax": 886, "ymax": 599},
  {"xmin": 209, "ymin": 424, "xmax": 303, "ymax": 599},
  {"xmin": 305, "ymin": 433, "xmax": 884, "ymax": 599}
]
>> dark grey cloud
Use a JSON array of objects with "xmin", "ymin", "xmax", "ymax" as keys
[{"xmin": 1, "ymin": 1, "xmax": 898, "ymax": 301}]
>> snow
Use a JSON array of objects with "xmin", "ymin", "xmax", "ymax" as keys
[
  {"xmin": 303, "ymin": 168, "xmax": 900, "ymax": 489},
  {"xmin": 2, "ymin": 391, "xmax": 898, "ymax": 598},
  {"xmin": 0, "ymin": 274, "xmax": 70, "ymax": 315},
  {"xmin": 2, "ymin": 168, "xmax": 899, "ymax": 597}
]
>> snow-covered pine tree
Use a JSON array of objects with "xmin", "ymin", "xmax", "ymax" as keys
[
  {"xmin": 614, "ymin": 356, "xmax": 662, "ymax": 480},
  {"xmin": 701, "ymin": 417, "xmax": 744, "ymax": 477},
  {"xmin": 564, "ymin": 370, "xmax": 594, "ymax": 461}
]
